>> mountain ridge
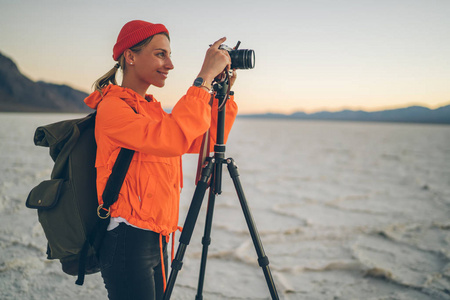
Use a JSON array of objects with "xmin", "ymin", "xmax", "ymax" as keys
[
  {"xmin": 240, "ymin": 104, "xmax": 450, "ymax": 124},
  {"xmin": 0, "ymin": 51, "xmax": 91, "ymax": 113},
  {"xmin": 1, "ymin": 51, "xmax": 448, "ymax": 124}
]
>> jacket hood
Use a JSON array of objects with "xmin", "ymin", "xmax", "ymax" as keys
[{"xmin": 84, "ymin": 84, "xmax": 154, "ymax": 110}]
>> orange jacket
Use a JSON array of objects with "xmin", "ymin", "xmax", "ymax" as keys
[{"xmin": 84, "ymin": 84, "xmax": 237, "ymax": 236}]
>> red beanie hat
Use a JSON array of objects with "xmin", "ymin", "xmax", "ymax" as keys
[{"xmin": 112, "ymin": 20, "xmax": 169, "ymax": 61}]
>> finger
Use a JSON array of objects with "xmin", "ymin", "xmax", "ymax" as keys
[
  {"xmin": 221, "ymin": 50, "xmax": 232, "ymax": 64},
  {"xmin": 222, "ymin": 48, "xmax": 231, "ymax": 56},
  {"xmin": 210, "ymin": 37, "xmax": 227, "ymax": 49}
]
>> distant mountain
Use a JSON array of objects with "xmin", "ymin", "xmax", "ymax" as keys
[
  {"xmin": 242, "ymin": 105, "xmax": 450, "ymax": 125},
  {"xmin": 0, "ymin": 52, "xmax": 91, "ymax": 113},
  {"xmin": 1, "ymin": 51, "xmax": 449, "ymax": 124}
]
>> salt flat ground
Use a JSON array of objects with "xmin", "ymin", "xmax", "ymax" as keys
[{"xmin": 1, "ymin": 113, "xmax": 449, "ymax": 299}]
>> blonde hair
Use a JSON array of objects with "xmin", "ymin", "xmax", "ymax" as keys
[{"xmin": 92, "ymin": 32, "xmax": 170, "ymax": 93}]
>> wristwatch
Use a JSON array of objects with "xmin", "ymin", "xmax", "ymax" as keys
[{"xmin": 193, "ymin": 77, "xmax": 211, "ymax": 92}]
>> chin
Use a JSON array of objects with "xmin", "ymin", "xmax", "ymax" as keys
[{"xmin": 153, "ymin": 81, "xmax": 166, "ymax": 88}]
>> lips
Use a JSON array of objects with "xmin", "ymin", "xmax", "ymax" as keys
[{"xmin": 158, "ymin": 71, "xmax": 168, "ymax": 78}]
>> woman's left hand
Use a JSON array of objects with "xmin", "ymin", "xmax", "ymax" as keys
[{"xmin": 229, "ymin": 69, "xmax": 237, "ymax": 89}]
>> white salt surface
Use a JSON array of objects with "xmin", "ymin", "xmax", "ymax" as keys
[{"xmin": 1, "ymin": 113, "xmax": 450, "ymax": 299}]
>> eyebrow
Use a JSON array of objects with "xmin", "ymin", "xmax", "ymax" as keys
[{"xmin": 154, "ymin": 48, "xmax": 171, "ymax": 54}]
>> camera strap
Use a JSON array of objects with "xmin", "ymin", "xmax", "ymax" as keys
[
  {"xmin": 217, "ymin": 70, "xmax": 232, "ymax": 111},
  {"xmin": 195, "ymin": 93, "xmax": 214, "ymax": 185}
]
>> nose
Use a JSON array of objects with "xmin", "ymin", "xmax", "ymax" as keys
[{"xmin": 166, "ymin": 57, "xmax": 174, "ymax": 70}]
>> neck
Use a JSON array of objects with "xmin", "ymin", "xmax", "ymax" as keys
[{"xmin": 121, "ymin": 76, "xmax": 149, "ymax": 99}]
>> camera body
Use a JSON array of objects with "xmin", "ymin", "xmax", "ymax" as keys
[{"xmin": 219, "ymin": 42, "xmax": 255, "ymax": 70}]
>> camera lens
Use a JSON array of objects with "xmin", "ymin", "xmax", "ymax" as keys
[{"xmin": 230, "ymin": 49, "xmax": 255, "ymax": 70}]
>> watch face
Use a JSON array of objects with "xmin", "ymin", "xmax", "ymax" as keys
[{"xmin": 193, "ymin": 77, "xmax": 204, "ymax": 87}]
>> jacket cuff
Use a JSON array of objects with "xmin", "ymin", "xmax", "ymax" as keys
[{"xmin": 187, "ymin": 86, "xmax": 211, "ymax": 103}]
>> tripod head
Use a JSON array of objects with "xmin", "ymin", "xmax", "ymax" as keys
[{"xmin": 212, "ymin": 70, "xmax": 232, "ymax": 110}]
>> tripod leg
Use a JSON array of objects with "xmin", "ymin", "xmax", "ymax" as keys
[
  {"xmin": 196, "ymin": 183, "xmax": 217, "ymax": 300},
  {"xmin": 163, "ymin": 158, "xmax": 215, "ymax": 300},
  {"xmin": 226, "ymin": 158, "xmax": 280, "ymax": 300},
  {"xmin": 196, "ymin": 143, "xmax": 226, "ymax": 299}
]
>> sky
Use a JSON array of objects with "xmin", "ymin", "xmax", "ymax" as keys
[{"xmin": 1, "ymin": 0, "xmax": 449, "ymax": 114}]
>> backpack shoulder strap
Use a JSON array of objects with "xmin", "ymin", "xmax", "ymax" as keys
[{"xmin": 99, "ymin": 147, "xmax": 135, "ymax": 217}]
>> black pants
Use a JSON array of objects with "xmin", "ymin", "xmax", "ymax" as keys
[{"xmin": 99, "ymin": 223, "xmax": 168, "ymax": 300}]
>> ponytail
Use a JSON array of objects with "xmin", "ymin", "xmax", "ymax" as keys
[
  {"xmin": 92, "ymin": 55, "xmax": 126, "ymax": 93},
  {"xmin": 92, "ymin": 65, "xmax": 118, "ymax": 93}
]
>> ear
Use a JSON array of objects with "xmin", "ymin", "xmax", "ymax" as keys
[{"xmin": 123, "ymin": 49, "xmax": 135, "ymax": 66}]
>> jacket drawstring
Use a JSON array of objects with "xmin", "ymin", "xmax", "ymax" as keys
[
  {"xmin": 172, "ymin": 226, "xmax": 183, "ymax": 262},
  {"xmin": 159, "ymin": 234, "xmax": 167, "ymax": 292}
]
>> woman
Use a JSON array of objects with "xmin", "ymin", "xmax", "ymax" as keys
[{"xmin": 84, "ymin": 20, "xmax": 238, "ymax": 300}]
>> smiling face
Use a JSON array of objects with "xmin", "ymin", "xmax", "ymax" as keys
[{"xmin": 123, "ymin": 34, "xmax": 174, "ymax": 90}]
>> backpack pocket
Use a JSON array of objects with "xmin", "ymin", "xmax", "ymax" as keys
[
  {"xmin": 26, "ymin": 179, "xmax": 64, "ymax": 209},
  {"xmin": 26, "ymin": 179, "xmax": 87, "ymax": 260}
]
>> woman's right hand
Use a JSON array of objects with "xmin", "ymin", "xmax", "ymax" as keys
[{"xmin": 197, "ymin": 37, "xmax": 231, "ymax": 86}]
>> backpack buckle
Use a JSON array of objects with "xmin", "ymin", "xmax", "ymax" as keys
[{"xmin": 97, "ymin": 204, "xmax": 111, "ymax": 219}]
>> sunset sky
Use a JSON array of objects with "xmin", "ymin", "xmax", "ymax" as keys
[{"xmin": 1, "ymin": 0, "xmax": 449, "ymax": 114}]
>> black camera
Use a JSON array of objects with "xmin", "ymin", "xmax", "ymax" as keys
[{"xmin": 219, "ymin": 41, "xmax": 255, "ymax": 70}]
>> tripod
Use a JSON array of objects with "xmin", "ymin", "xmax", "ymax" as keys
[{"xmin": 163, "ymin": 77, "xmax": 279, "ymax": 300}]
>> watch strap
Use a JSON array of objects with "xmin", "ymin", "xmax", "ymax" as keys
[{"xmin": 193, "ymin": 77, "xmax": 211, "ymax": 91}]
